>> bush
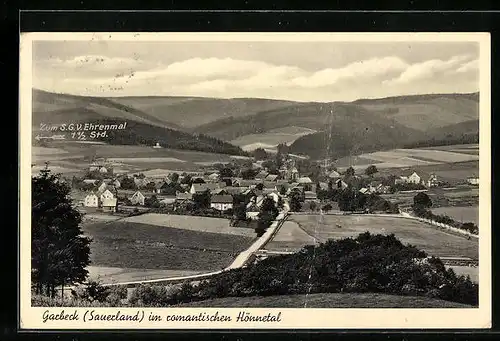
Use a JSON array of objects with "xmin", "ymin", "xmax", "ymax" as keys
[{"xmin": 160, "ymin": 232, "xmax": 478, "ymax": 306}]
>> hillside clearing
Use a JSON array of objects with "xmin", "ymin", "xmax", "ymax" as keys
[{"xmin": 177, "ymin": 292, "xmax": 472, "ymax": 308}]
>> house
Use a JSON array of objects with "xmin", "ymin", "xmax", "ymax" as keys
[
  {"xmin": 83, "ymin": 193, "xmax": 99, "ymax": 207},
  {"xmin": 153, "ymin": 142, "xmax": 162, "ymax": 149},
  {"xmin": 265, "ymin": 174, "xmax": 279, "ymax": 182},
  {"xmin": 288, "ymin": 167, "xmax": 299, "ymax": 181},
  {"xmin": 134, "ymin": 177, "xmax": 149, "ymax": 188},
  {"xmin": 190, "ymin": 183, "xmax": 221, "ymax": 195},
  {"xmin": 318, "ymin": 182, "xmax": 329, "ymax": 191},
  {"xmin": 396, "ymin": 171, "xmax": 422, "ymax": 185},
  {"xmin": 407, "ymin": 172, "xmax": 422, "ymax": 184},
  {"xmin": 359, "ymin": 187, "xmax": 370, "ymax": 194},
  {"xmin": 255, "ymin": 170, "xmax": 269, "ymax": 180},
  {"xmin": 335, "ymin": 179, "xmax": 348, "ymax": 190},
  {"xmin": 83, "ymin": 179, "xmax": 99, "ymax": 185},
  {"xmin": 304, "ymin": 191, "xmax": 319, "ymax": 202},
  {"xmin": 175, "ymin": 192, "xmax": 193, "ymax": 201},
  {"xmin": 246, "ymin": 202, "xmax": 260, "ymax": 220},
  {"xmin": 112, "ymin": 179, "xmax": 121, "ymax": 188},
  {"xmin": 129, "ymin": 191, "xmax": 146, "ymax": 206},
  {"xmin": 426, "ymin": 174, "xmax": 439, "ymax": 188},
  {"xmin": 159, "ymin": 195, "xmax": 176, "ymax": 205},
  {"xmin": 328, "ymin": 170, "xmax": 341, "ymax": 179},
  {"xmin": 210, "ymin": 195, "xmax": 234, "ymax": 211},
  {"xmin": 266, "ymin": 191, "xmax": 280, "ymax": 204},
  {"xmin": 101, "ymin": 198, "xmax": 117, "ymax": 213},
  {"xmin": 98, "ymin": 166, "xmax": 109, "ymax": 174},
  {"xmin": 207, "ymin": 172, "xmax": 220, "ymax": 182},
  {"xmin": 298, "ymin": 176, "xmax": 313, "ymax": 185},
  {"xmin": 99, "ymin": 189, "xmax": 115, "ymax": 202},
  {"xmin": 154, "ymin": 182, "xmax": 165, "ymax": 194},
  {"xmin": 467, "ymin": 175, "xmax": 479, "ymax": 185},
  {"xmin": 97, "ymin": 182, "xmax": 107, "ymax": 193}
]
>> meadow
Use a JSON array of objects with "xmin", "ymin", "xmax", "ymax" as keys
[
  {"xmin": 82, "ymin": 219, "xmax": 255, "ymax": 281},
  {"xmin": 266, "ymin": 214, "xmax": 478, "ymax": 260},
  {"xmin": 432, "ymin": 206, "xmax": 479, "ymax": 226},
  {"xmin": 335, "ymin": 144, "xmax": 480, "ymax": 174},
  {"xmin": 123, "ymin": 213, "xmax": 257, "ymax": 237}
]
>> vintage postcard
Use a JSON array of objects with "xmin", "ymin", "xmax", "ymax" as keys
[{"xmin": 19, "ymin": 32, "xmax": 491, "ymax": 330}]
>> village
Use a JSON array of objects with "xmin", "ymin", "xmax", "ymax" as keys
[{"xmin": 70, "ymin": 148, "xmax": 480, "ymax": 225}]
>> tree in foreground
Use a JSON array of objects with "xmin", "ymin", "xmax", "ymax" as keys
[{"xmin": 32, "ymin": 168, "xmax": 92, "ymax": 298}]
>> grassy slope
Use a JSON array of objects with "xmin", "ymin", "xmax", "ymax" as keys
[
  {"xmin": 177, "ymin": 292, "xmax": 472, "ymax": 308},
  {"xmin": 83, "ymin": 221, "xmax": 255, "ymax": 271}
]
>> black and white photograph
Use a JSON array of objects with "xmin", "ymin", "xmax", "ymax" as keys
[{"xmin": 19, "ymin": 32, "xmax": 491, "ymax": 329}]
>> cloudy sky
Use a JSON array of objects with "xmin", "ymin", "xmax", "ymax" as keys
[{"xmin": 32, "ymin": 40, "xmax": 480, "ymax": 102}]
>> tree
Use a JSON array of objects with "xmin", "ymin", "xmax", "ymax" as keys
[
  {"xmin": 219, "ymin": 167, "xmax": 234, "ymax": 179},
  {"xmin": 345, "ymin": 166, "xmax": 355, "ymax": 177},
  {"xmin": 180, "ymin": 174, "xmax": 193, "ymax": 186},
  {"xmin": 145, "ymin": 195, "xmax": 161, "ymax": 208},
  {"xmin": 253, "ymin": 148, "xmax": 268, "ymax": 161},
  {"xmin": 192, "ymin": 177, "xmax": 206, "ymax": 184},
  {"xmin": 233, "ymin": 203, "xmax": 247, "ymax": 221},
  {"xmin": 322, "ymin": 204, "xmax": 332, "ymax": 213},
  {"xmin": 120, "ymin": 176, "xmax": 137, "ymax": 190},
  {"xmin": 278, "ymin": 185, "xmax": 287, "ymax": 196},
  {"xmin": 255, "ymin": 183, "xmax": 264, "ymax": 190},
  {"xmin": 309, "ymin": 201, "xmax": 317, "ymax": 212},
  {"xmin": 169, "ymin": 173, "xmax": 179, "ymax": 183},
  {"xmin": 289, "ymin": 191, "xmax": 302, "ymax": 212},
  {"xmin": 241, "ymin": 168, "xmax": 258, "ymax": 180},
  {"xmin": 145, "ymin": 181, "xmax": 157, "ymax": 192},
  {"xmin": 365, "ymin": 165, "xmax": 378, "ymax": 176},
  {"xmin": 413, "ymin": 192, "xmax": 432, "ymax": 212},
  {"xmin": 193, "ymin": 189, "xmax": 211, "ymax": 210},
  {"xmin": 32, "ymin": 169, "xmax": 91, "ymax": 298}
]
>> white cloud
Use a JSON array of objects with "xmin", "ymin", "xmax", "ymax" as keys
[
  {"xmin": 457, "ymin": 59, "xmax": 479, "ymax": 73},
  {"xmin": 291, "ymin": 56, "xmax": 409, "ymax": 88},
  {"xmin": 34, "ymin": 55, "xmax": 480, "ymax": 101},
  {"xmin": 384, "ymin": 55, "xmax": 472, "ymax": 85}
]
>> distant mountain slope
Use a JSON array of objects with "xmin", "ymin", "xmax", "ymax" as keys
[
  {"xmin": 353, "ymin": 92, "xmax": 479, "ymax": 131},
  {"xmin": 33, "ymin": 89, "xmax": 183, "ymax": 130},
  {"xmin": 110, "ymin": 96, "xmax": 299, "ymax": 129}
]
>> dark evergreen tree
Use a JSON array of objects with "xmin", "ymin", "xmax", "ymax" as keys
[{"xmin": 32, "ymin": 168, "xmax": 92, "ymax": 298}]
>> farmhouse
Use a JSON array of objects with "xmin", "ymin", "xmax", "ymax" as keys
[
  {"xmin": 190, "ymin": 183, "xmax": 221, "ymax": 194},
  {"xmin": 99, "ymin": 189, "xmax": 115, "ymax": 202},
  {"xmin": 112, "ymin": 179, "xmax": 121, "ymax": 188},
  {"xmin": 101, "ymin": 198, "xmax": 117, "ymax": 213},
  {"xmin": 399, "ymin": 171, "xmax": 422, "ymax": 185},
  {"xmin": 210, "ymin": 195, "xmax": 234, "ymax": 211},
  {"xmin": 328, "ymin": 170, "xmax": 341, "ymax": 179},
  {"xmin": 97, "ymin": 182, "xmax": 107, "ymax": 193},
  {"xmin": 246, "ymin": 203, "xmax": 260, "ymax": 220},
  {"xmin": 426, "ymin": 173, "xmax": 439, "ymax": 188},
  {"xmin": 83, "ymin": 193, "xmax": 99, "ymax": 207},
  {"xmin": 207, "ymin": 172, "xmax": 220, "ymax": 182},
  {"xmin": 129, "ymin": 191, "xmax": 146, "ymax": 206}
]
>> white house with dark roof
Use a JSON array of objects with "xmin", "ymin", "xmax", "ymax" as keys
[
  {"xmin": 129, "ymin": 191, "xmax": 146, "ymax": 206},
  {"xmin": 84, "ymin": 193, "xmax": 99, "ymax": 207},
  {"xmin": 467, "ymin": 175, "xmax": 479, "ymax": 185},
  {"xmin": 99, "ymin": 189, "xmax": 115, "ymax": 202},
  {"xmin": 210, "ymin": 194, "xmax": 234, "ymax": 211}
]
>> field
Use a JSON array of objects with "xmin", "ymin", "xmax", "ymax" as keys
[
  {"xmin": 230, "ymin": 126, "xmax": 317, "ymax": 152},
  {"xmin": 432, "ymin": 206, "xmax": 479, "ymax": 226},
  {"xmin": 266, "ymin": 215, "xmax": 478, "ymax": 260},
  {"xmin": 32, "ymin": 142, "xmax": 251, "ymax": 176},
  {"xmin": 177, "ymin": 292, "xmax": 471, "ymax": 308},
  {"xmin": 335, "ymin": 144, "xmax": 479, "ymax": 172},
  {"xmin": 123, "ymin": 213, "xmax": 257, "ymax": 237},
  {"xmin": 82, "ymin": 218, "xmax": 256, "ymax": 282}
]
